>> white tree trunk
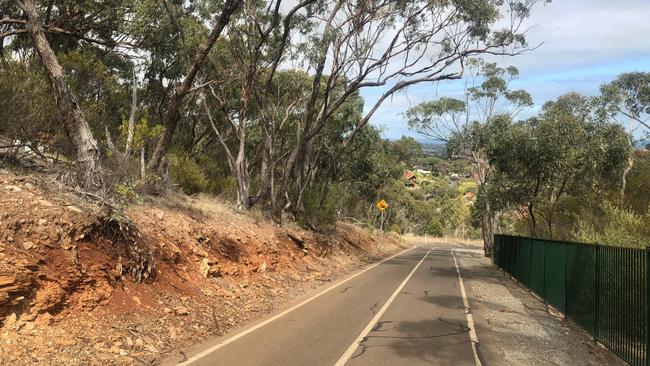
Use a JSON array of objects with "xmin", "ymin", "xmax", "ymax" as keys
[{"xmin": 125, "ymin": 68, "xmax": 137, "ymax": 157}]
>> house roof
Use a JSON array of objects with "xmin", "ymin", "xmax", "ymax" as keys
[{"xmin": 403, "ymin": 170, "xmax": 416, "ymax": 180}]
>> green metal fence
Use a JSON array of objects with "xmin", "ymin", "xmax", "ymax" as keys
[{"xmin": 494, "ymin": 234, "xmax": 648, "ymax": 366}]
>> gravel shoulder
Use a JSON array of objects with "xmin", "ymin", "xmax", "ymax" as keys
[{"xmin": 455, "ymin": 250, "xmax": 625, "ymax": 366}]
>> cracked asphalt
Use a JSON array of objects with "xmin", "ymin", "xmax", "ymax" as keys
[
  {"xmin": 172, "ymin": 246, "xmax": 480, "ymax": 366},
  {"xmin": 168, "ymin": 244, "xmax": 623, "ymax": 366}
]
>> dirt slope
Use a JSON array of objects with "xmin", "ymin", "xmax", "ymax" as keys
[{"xmin": 0, "ymin": 170, "xmax": 403, "ymax": 365}]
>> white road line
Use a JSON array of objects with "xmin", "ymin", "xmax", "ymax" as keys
[
  {"xmin": 176, "ymin": 247, "xmax": 414, "ymax": 365},
  {"xmin": 451, "ymin": 247, "xmax": 483, "ymax": 255},
  {"xmin": 334, "ymin": 249, "xmax": 431, "ymax": 366},
  {"xmin": 451, "ymin": 249, "xmax": 482, "ymax": 366}
]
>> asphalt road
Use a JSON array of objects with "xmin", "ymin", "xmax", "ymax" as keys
[{"xmin": 172, "ymin": 246, "xmax": 481, "ymax": 366}]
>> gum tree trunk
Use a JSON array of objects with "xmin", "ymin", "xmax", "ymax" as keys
[
  {"xmin": 147, "ymin": 0, "xmax": 241, "ymax": 173},
  {"xmin": 19, "ymin": 0, "xmax": 102, "ymax": 188}
]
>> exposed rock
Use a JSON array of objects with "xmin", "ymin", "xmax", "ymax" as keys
[
  {"xmin": 257, "ymin": 261, "xmax": 267, "ymax": 273},
  {"xmin": 21, "ymin": 321, "xmax": 35, "ymax": 333},
  {"xmin": 0, "ymin": 274, "xmax": 16, "ymax": 286},
  {"xmin": 145, "ymin": 344, "xmax": 159, "ymax": 353},
  {"xmin": 65, "ymin": 206, "xmax": 83, "ymax": 213},
  {"xmin": 30, "ymin": 281, "xmax": 65, "ymax": 314},
  {"xmin": 22, "ymin": 241, "xmax": 34, "ymax": 250},
  {"xmin": 3, "ymin": 313, "xmax": 18, "ymax": 328},
  {"xmin": 174, "ymin": 306, "xmax": 189, "ymax": 316},
  {"xmin": 35, "ymin": 312, "xmax": 53, "ymax": 326},
  {"xmin": 56, "ymin": 337, "xmax": 77, "ymax": 346},
  {"xmin": 37, "ymin": 199, "xmax": 53, "ymax": 207},
  {"xmin": 3, "ymin": 185, "xmax": 22, "ymax": 192},
  {"xmin": 199, "ymin": 257, "xmax": 221, "ymax": 278},
  {"xmin": 193, "ymin": 246, "xmax": 209, "ymax": 258}
]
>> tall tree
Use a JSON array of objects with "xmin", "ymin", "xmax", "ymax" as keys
[
  {"xmin": 484, "ymin": 93, "xmax": 631, "ymax": 239},
  {"xmin": 600, "ymin": 72, "xmax": 650, "ymax": 135},
  {"xmin": 275, "ymin": 1, "xmax": 540, "ymax": 222},
  {"xmin": 598, "ymin": 72, "xmax": 650, "ymax": 195},
  {"xmin": 406, "ymin": 60, "xmax": 533, "ymax": 255},
  {"xmin": 201, "ymin": 0, "xmax": 316, "ymax": 210},
  {"xmin": 147, "ymin": 0, "xmax": 242, "ymax": 173},
  {"xmin": 16, "ymin": 0, "xmax": 102, "ymax": 188}
]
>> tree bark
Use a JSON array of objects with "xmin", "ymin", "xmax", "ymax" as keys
[
  {"xmin": 621, "ymin": 156, "xmax": 634, "ymax": 197},
  {"xmin": 147, "ymin": 0, "xmax": 241, "ymax": 172},
  {"xmin": 140, "ymin": 147, "xmax": 145, "ymax": 179},
  {"xmin": 528, "ymin": 201, "xmax": 537, "ymax": 237},
  {"xmin": 125, "ymin": 68, "xmax": 137, "ymax": 157},
  {"xmin": 18, "ymin": 0, "xmax": 102, "ymax": 188},
  {"xmin": 473, "ymin": 151, "xmax": 494, "ymax": 256},
  {"xmin": 233, "ymin": 160, "xmax": 250, "ymax": 211},
  {"xmin": 482, "ymin": 200, "xmax": 495, "ymax": 257}
]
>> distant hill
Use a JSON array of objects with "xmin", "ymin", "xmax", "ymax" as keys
[
  {"xmin": 419, "ymin": 141, "xmax": 447, "ymax": 157},
  {"xmin": 635, "ymin": 139, "xmax": 649, "ymax": 150}
]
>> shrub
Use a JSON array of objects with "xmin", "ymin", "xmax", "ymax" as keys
[
  {"xmin": 215, "ymin": 176, "xmax": 238, "ymax": 202},
  {"xmin": 169, "ymin": 152, "xmax": 209, "ymax": 195},
  {"xmin": 573, "ymin": 203, "xmax": 650, "ymax": 248},
  {"xmin": 300, "ymin": 184, "xmax": 340, "ymax": 230},
  {"xmin": 388, "ymin": 223, "xmax": 401, "ymax": 233}
]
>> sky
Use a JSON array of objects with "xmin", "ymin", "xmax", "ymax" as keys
[{"xmin": 363, "ymin": 0, "xmax": 650, "ymax": 141}]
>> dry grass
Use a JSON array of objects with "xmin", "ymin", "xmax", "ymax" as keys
[
  {"xmin": 148, "ymin": 190, "xmax": 246, "ymax": 223},
  {"xmin": 402, "ymin": 234, "xmax": 483, "ymax": 247}
]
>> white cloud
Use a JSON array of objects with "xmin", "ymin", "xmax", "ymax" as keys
[{"xmin": 368, "ymin": 0, "xmax": 650, "ymax": 140}]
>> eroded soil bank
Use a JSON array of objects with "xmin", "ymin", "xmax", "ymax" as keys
[{"xmin": 0, "ymin": 170, "xmax": 404, "ymax": 365}]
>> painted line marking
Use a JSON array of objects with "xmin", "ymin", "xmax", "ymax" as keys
[
  {"xmin": 452, "ymin": 249, "xmax": 482, "ymax": 366},
  {"xmin": 334, "ymin": 249, "xmax": 431, "ymax": 366},
  {"xmin": 176, "ymin": 247, "xmax": 414, "ymax": 365},
  {"xmin": 451, "ymin": 247, "xmax": 483, "ymax": 255}
]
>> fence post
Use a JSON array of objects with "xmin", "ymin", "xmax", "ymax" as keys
[
  {"xmin": 528, "ymin": 238, "xmax": 532, "ymax": 288},
  {"xmin": 564, "ymin": 242, "xmax": 569, "ymax": 318},
  {"xmin": 542, "ymin": 240, "xmax": 546, "ymax": 298},
  {"xmin": 646, "ymin": 246, "xmax": 650, "ymax": 366},
  {"xmin": 594, "ymin": 244, "xmax": 600, "ymax": 340}
]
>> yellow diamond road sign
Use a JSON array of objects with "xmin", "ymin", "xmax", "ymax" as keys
[{"xmin": 376, "ymin": 199, "xmax": 389, "ymax": 211}]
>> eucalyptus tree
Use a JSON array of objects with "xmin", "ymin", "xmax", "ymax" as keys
[
  {"xmin": 271, "ymin": 0, "xmax": 541, "ymax": 223},
  {"xmin": 484, "ymin": 93, "xmax": 631, "ymax": 239},
  {"xmin": 198, "ymin": 0, "xmax": 317, "ymax": 210},
  {"xmin": 405, "ymin": 60, "xmax": 533, "ymax": 255},
  {"xmin": 10, "ymin": 0, "xmax": 103, "ymax": 188},
  {"xmin": 146, "ymin": 0, "xmax": 242, "ymax": 173},
  {"xmin": 600, "ymin": 72, "xmax": 650, "ymax": 135},
  {"xmin": 598, "ymin": 72, "xmax": 650, "ymax": 195},
  {"xmin": 2, "ymin": 0, "xmax": 142, "ymax": 188}
]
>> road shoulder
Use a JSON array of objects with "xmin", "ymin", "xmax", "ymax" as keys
[{"xmin": 455, "ymin": 251, "xmax": 625, "ymax": 366}]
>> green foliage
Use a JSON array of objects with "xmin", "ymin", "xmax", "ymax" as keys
[
  {"xmin": 406, "ymin": 60, "xmax": 533, "ymax": 147},
  {"xmin": 300, "ymin": 184, "xmax": 340, "ymax": 231},
  {"xmin": 169, "ymin": 152, "xmax": 210, "ymax": 195},
  {"xmin": 215, "ymin": 176, "xmax": 238, "ymax": 201},
  {"xmin": 625, "ymin": 151, "xmax": 650, "ymax": 215},
  {"xmin": 391, "ymin": 136, "xmax": 423, "ymax": 163},
  {"xmin": 0, "ymin": 60, "xmax": 59, "ymax": 146},
  {"xmin": 3, "ymin": 0, "xmax": 647, "ymax": 250},
  {"xmin": 573, "ymin": 204, "xmax": 650, "ymax": 248},
  {"xmin": 480, "ymin": 93, "xmax": 631, "ymax": 238},
  {"xmin": 110, "ymin": 181, "xmax": 144, "ymax": 222},
  {"xmin": 118, "ymin": 115, "xmax": 164, "ymax": 151},
  {"xmin": 599, "ymin": 72, "xmax": 650, "ymax": 138}
]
